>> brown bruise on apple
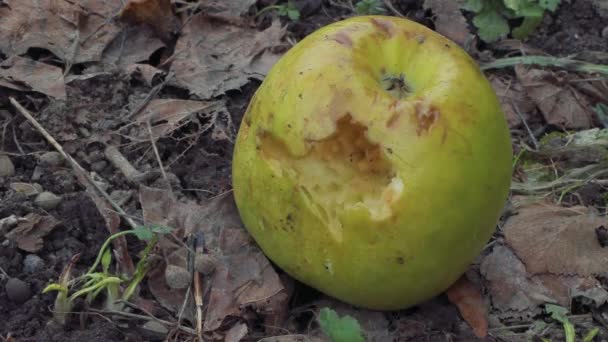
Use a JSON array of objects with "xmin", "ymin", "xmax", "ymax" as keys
[{"xmin": 258, "ymin": 114, "xmax": 403, "ymax": 243}]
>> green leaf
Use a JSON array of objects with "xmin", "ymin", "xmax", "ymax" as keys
[
  {"xmin": 512, "ymin": 15, "xmax": 543, "ymax": 39},
  {"xmin": 133, "ymin": 225, "xmax": 155, "ymax": 241},
  {"xmin": 149, "ymin": 224, "xmax": 172, "ymax": 235},
  {"xmin": 355, "ymin": 0, "xmax": 385, "ymax": 15},
  {"xmin": 43, "ymin": 283, "xmax": 68, "ymax": 295},
  {"xmin": 101, "ymin": 248, "xmax": 112, "ymax": 274},
  {"xmin": 287, "ymin": 9, "xmax": 300, "ymax": 21},
  {"xmin": 472, "ymin": 9, "xmax": 510, "ymax": 42},
  {"xmin": 318, "ymin": 308, "xmax": 365, "ymax": 342},
  {"xmin": 462, "ymin": 0, "xmax": 484, "ymax": 12},
  {"xmin": 539, "ymin": 0, "xmax": 560, "ymax": 11}
]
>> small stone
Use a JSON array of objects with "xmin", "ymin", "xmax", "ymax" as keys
[
  {"xmin": 10, "ymin": 182, "xmax": 42, "ymax": 196},
  {"xmin": 23, "ymin": 254, "xmax": 45, "ymax": 274},
  {"xmin": 140, "ymin": 321, "xmax": 168, "ymax": 339},
  {"xmin": 602, "ymin": 26, "xmax": 608, "ymax": 39},
  {"xmin": 0, "ymin": 154, "xmax": 15, "ymax": 177},
  {"xmin": 91, "ymin": 160, "xmax": 108, "ymax": 172},
  {"xmin": 31, "ymin": 166, "xmax": 44, "ymax": 181},
  {"xmin": 164, "ymin": 264, "xmax": 191, "ymax": 289},
  {"xmin": 5, "ymin": 277, "xmax": 31, "ymax": 303},
  {"xmin": 194, "ymin": 254, "xmax": 217, "ymax": 276},
  {"xmin": 35, "ymin": 191, "xmax": 62, "ymax": 210},
  {"xmin": 38, "ymin": 151, "xmax": 64, "ymax": 166}
]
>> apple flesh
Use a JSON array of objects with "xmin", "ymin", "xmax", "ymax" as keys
[{"xmin": 231, "ymin": 15, "xmax": 512, "ymax": 310}]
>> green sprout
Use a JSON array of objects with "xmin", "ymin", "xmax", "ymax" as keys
[
  {"xmin": 43, "ymin": 224, "xmax": 171, "ymax": 324},
  {"xmin": 256, "ymin": 0, "xmax": 301, "ymax": 21},
  {"xmin": 317, "ymin": 307, "xmax": 365, "ymax": 342},
  {"xmin": 542, "ymin": 304, "xmax": 600, "ymax": 342}
]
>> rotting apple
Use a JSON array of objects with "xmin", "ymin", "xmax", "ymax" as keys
[{"xmin": 231, "ymin": 15, "xmax": 512, "ymax": 310}]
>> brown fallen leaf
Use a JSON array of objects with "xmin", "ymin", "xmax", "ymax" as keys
[
  {"xmin": 4, "ymin": 213, "xmax": 60, "ymax": 252},
  {"xmin": 423, "ymin": 0, "xmax": 474, "ymax": 48},
  {"xmin": 480, "ymin": 244, "xmax": 608, "ymax": 313},
  {"xmin": 169, "ymin": 15, "xmax": 286, "ymax": 99},
  {"xmin": 195, "ymin": 0, "xmax": 257, "ymax": 20},
  {"xmin": 225, "ymin": 322, "xmax": 248, "ymax": 342},
  {"xmin": 0, "ymin": 0, "xmax": 122, "ymax": 64},
  {"xmin": 489, "ymin": 75, "xmax": 537, "ymax": 128},
  {"xmin": 0, "ymin": 56, "xmax": 66, "ymax": 100},
  {"xmin": 515, "ymin": 65, "xmax": 594, "ymax": 129},
  {"xmin": 503, "ymin": 200, "xmax": 608, "ymax": 276},
  {"xmin": 133, "ymin": 99, "xmax": 229, "ymax": 140},
  {"xmin": 101, "ymin": 25, "xmax": 166, "ymax": 67},
  {"xmin": 138, "ymin": 185, "xmax": 289, "ymax": 333},
  {"xmin": 118, "ymin": 0, "xmax": 180, "ymax": 41},
  {"xmin": 445, "ymin": 275, "xmax": 488, "ymax": 338}
]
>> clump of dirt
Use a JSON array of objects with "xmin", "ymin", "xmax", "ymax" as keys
[{"xmin": 527, "ymin": 0, "xmax": 608, "ymax": 55}]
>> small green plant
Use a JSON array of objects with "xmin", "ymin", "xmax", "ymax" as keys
[
  {"xmin": 354, "ymin": 0, "xmax": 386, "ymax": 15},
  {"xmin": 462, "ymin": 0, "xmax": 561, "ymax": 43},
  {"xmin": 317, "ymin": 307, "xmax": 365, "ymax": 342},
  {"xmin": 43, "ymin": 224, "xmax": 171, "ymax": 324},
  {"xmin": 541, "ymin": 304, "xmax": 599, "ymax": 342},
  {"xmin": 256, "ymin": 0, "xmax": 300, "ymax": 21}
]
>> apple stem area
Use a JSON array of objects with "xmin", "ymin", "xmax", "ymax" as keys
[{"xmin": 380, "ymin": 73, "xmax": 412, "ymax": 100}]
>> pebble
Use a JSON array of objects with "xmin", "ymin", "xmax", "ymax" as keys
[
  {"xmin": 23, "ymin": 254, "xmax": 45, "ymax": 274},
  {"xmin": 602, "ymin": 26, "xmax": 608, "ymax": 39},
  {"xmin": 34, "ymin": 191, "xmax": 62, "ymax": 210},
  {"xmin": 5, "ymin": 277, "xmax": 32, "ymax": 303},
  {"xmin": 31, "ymin": 166, "xmax": 43, "ymax": 181},
  {"xmin": 164, "ymin": 264, "xmax": 191, "ymax": 289},
  {"xmin": 195, "ymin": 254, "xmax": 217, "ymax": 276},
  {"xmin": 0, "ymin": 154, "xmax": 15, "ymax": 177},
  {"xmin": 91, "ymin": 160, "xmax": 108, "ymax": 172},
  {"xmin": 38, "ymin": 151, "xmax": 64, "ymax": 167}
]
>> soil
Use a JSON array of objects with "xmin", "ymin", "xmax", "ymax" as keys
[{"xmin": 1, "ymin": 0, "xmax": 607, "ymax": 341}]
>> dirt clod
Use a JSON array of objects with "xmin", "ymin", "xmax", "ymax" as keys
[{"xmin": 5, "ymin": 278, "xmax": 31, "ymax": 304}]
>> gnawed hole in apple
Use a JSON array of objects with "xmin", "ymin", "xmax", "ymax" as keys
[{"xmin": 259, "ymin": 115, "xmax": 403, "ymax": 243}]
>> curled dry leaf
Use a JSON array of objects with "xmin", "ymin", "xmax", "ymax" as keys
[
  {"xmin": 4, "ymin": 213, "xmax": 60, "ymax": 253},
  {"xmin": 118, "ymin": 0, "xmax": 180, "ymax": 41},
  {"xmin": 515, "ymin": 65, "xmax": 594, "ymax": 129},
  {"xmin": 489, "ymin": 75, "xmax": 536, "ymax": 128},
  {"xmin": 138, "ymin": 185, "xmax": 288, "ymax": 333},
  {"xmin": 169, "ymin": 15, "xmax": 286, "ymax": 99},
  {"xmin": 445, "ymin": 275, "xmax": 488, "ymax": 338},
  {"xmin": 196, "ymin": 0, "xmax": 257, "ymax": 20},
  {"xmin": 125, "ymin": 63, "xmax": 164, "ymax": 86},
  {"xmin": 101, "ymin": 25, "xmax": 165, "ymax": 67},
  {"xmin": 0, "ymin": 56, "xmax": 66, "ymax": 100},
  {"xmin": 423, "ymin": 0, "xmax": 474, "ymax": 48},
  {"xmin": 503, "ymin": 201, "xmax": 608, "ymax": 276}
]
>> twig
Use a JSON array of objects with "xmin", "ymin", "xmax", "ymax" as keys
[
  {"xmin": 9, "ymin": 97, "xmax": 138, "ymax": 230},
  {"xmin": 104, "ymin": 145, "xmax": 144, "ymax": 182},
  {"xmin": 146, "ymin": 119, "xmax": 170, "ymax": 190},
  {"xmin": 124, "ymin": 72, "xmax": 174, "ymax": 121},
  {"xmin": 88, "ymin": 308, "xmax": 197, "ymax": 335},
  {"xmin": 383, "ymin": 0, "xmax": 405, "ymax": 17},
  {"xmin": 12, "ymin": 124, "xmax": 24, "ymax": 155},
  {"xmin": 481, "ymin": 56, "xmax": 608, "ymax": 75},
  {"xmin": 510, "ymin": 99, "xmax": 538, "ymax": 150}
]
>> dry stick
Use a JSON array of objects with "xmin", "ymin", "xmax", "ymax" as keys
[
  {"xmin": 88, "ymin": 308, "xmax": 197, "ymax": 335},
  {"xmin": 481, "ymin": 56, "xmax": 608, "ymax": 76},
  {"xmin": 383, "ymin": 0, "xmax": 405, "ymax": 17},
  {"xmin": 510, "ymin": 99, "xmax": 539, "ymax": 150},
  {"xmin": 125, "ymin": 72, "xmax": 175, "ymax": 121},
  {"xmin": 146, "ymin": 119, "xmax": 170, "ymax": 190},
  {"xmin": 104, "ymin": 145, "xmax": 145, "ymax": 182},
  {"xmin": 9, "ymin": 97, "xmax": 139, "ymax": 230}
]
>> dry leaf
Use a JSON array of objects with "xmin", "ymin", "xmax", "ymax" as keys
[
  {"xmin": 0, "ymin": 56, "xmax": 66, "ymax": 99},
  {"xmin": 0, "ymin": 0, "xmax": 122, "ymax": 64},
  {"xmin": 445, "ymin": 275, "xmax": 488, "ymax": 338},
  {"xmin": 169, "ymin": 15, "xmax": 286, "ymax": 99},
  {"xmin": 101, "ymin": 25, "xmax": 166, "ymax": 67},
  {"xmin": 4, "ymin": 213, "xmax": 60, "ymax": 252},
  {"xmin": 516, "ymin": 65, "xmax": 594, "ymax": 129},
  {"xmin": 196, "ymin": 0, "xmax": 257, "ymax": 19},
  {"xmin": 480, "ymin": 245, "xmax": 608, "ymax": 312},
  {"xmin": 489, "ymin": 75, "xmax": 536, "ymax": 128},
  {"xmin": 138, "ymin": 185, "xmax": 288, "ymax": 332},
  {"xmin": 503, "ymin": 201, "xmax": 608, "ymax": 276},
  {"xmin": 118, "ymin": 0, "xmax": 180, "ymax": 41},
  {"xmin": 423, "ymin": 0, "xmax": 473, "ymax": 48},
  {"xmin": 134, "ymin": 99, "xmax": 228, "ymax": 140}
]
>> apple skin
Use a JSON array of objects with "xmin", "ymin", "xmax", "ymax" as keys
[{"xmin": 231, "ymin": 15, "xmax": 512, "ymax": 310}]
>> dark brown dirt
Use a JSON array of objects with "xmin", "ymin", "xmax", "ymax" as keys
[{"xmin": 1, "ymin": 1, "xmax": 606, "ymax": 341}]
